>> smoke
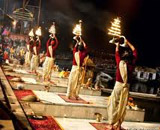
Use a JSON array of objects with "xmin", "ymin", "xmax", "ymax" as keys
[
  {"xmin": 8, "ymin": 0, "xmax": 22, "ymax": 13},
  {"xmin": 5, "ymin": 0, "xmax": 116, "ymax": 52},
  {"xmin": 5, "ymin": 0, "xmax": 160, "ymax": 66},
  {"xmin": 40, "ymin": 0, "xmax": 116, "ymax": 52}
]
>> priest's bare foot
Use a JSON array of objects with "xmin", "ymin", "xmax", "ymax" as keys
[{"xmin": 105, "ymin": 124, "xmax": 113, "ymax": 130}]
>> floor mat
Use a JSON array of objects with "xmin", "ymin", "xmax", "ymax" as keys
[
  {"xmin": 58, "ymin": 94, "xmax": 90, "ymax": 104},
  {"xmin": 14, "ymin": 90, "xmax": 35, "ymax": 100},
  {"xmin": 6, "ymin": 75, "xmax": 19, "ymax": 80},
  {"xmin": 28, "ymin": 116, "xmax": 63, "ymax": 130},
  {"xmin": 90, "ymin": 122, "xmax": 125, "ymax": 130}
]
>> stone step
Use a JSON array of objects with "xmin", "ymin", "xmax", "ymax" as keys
[
  {"xmin": 6, "ymin": 70, "xmax": 101, "ymax": 96},
  {"xmin": 3, "ymin": 66, "xmax": 145, "ymax": 122},
  {"xmin": 55, "ymin": 118, "xmax": 160, "ymax": 130},
  {"xmin": 3, "ymin": 66, "xmax": 67, "ymax": 83},
  {"xmin": 25, "ymin": 91, "xmax": 145, "ymax": 122},
  {"xmin": 11, "ymin": 81, "xmax": 101, "ymax": 96}
]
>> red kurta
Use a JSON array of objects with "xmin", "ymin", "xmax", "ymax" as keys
[
  {"xmin": 115, "ymin": 49, "xmax": 137, "ymax": 83},
  {"xmin": 72, "ymin": 47, "xmax": 87, "ymax": 66},
  {"xmin": 27, "ymin": 40, "xmax": 34, "ymax": 52},
  {"xmin": 3, "ymin": 51, "xmax": 9, "ymax": 60},
  {"xmin": 33, "ymin": 40, "xmax": 41, "ymax": 55},
  {"xmin": 46, "ymin": 37, "xmax": 59, "ymax": 57}
]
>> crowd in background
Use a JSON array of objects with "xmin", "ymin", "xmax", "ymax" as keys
[
  {"xmin": 0, "ymin": 24, "xmax": 117, "ymax": 90},
  {"xmin": 0, "ymin": 26, "xmax": 26, "ymax": 64},
  {"xmin": 1, "ymin": 25, "xmax": 160, "ymax": 94}
]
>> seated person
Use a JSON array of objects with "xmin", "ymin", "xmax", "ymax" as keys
[{"xmin": 94, "ymin": 71, "xmax": 113, "ymax": 90}]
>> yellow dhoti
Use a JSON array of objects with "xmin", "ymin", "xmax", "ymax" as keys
[
  {"xmin": 43, "ymin": 56, "xmax": 54, "ymax": 80},
  {"xmin": 66, "ymin": 52, "xmax": 82, "ymax": 98},
  {"xmin": 30, "ymin": 54, "xmax": 39, "ymax": 71},
  {"xmin": 25, "ymin": 51, "xmax": 32, "ymax": 65},
  {"xmin": 66, "ymin": 65, "xmax": 82, "ymax": 97},
  {"xmin": 107, "ymin": 81, "xmax": 129, "ymax": 126},
  {"xmin": 107, "ymin": 60, "xmax": 129, "ymax": 126}
]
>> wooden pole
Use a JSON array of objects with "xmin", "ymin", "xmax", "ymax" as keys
[{"xmin": 37, "ymin": 0, "xmax": 41, "ymax": 26}]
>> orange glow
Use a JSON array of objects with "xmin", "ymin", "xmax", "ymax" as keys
[
  {"xmin": 73, "ymin": 20, "xmax": 82, "ymax": 36},
  {"xmin": 12, "ymin": 20, "xmax": 17, "ymax": 28},
  {"xmin": 108, "ymin": 17, "xmax": 121, "ymax": 37},
  {"xmin": 49, "ymin": 22, "xmax": 56, "ymax": 34},
  {"xmin": 35, "ymin": 27, "xmax": 42, "ymax": 36},
  {"xmin": 28, "ymin": 28, "xmax": 34, "ymax": 37}
]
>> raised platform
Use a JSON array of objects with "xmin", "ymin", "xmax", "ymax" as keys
[
  {"xmin": 102, "ymin": 88, "xmax": 160, "ymax": 101},
  {"xmin": 4, "ymin": 69, "xmax": 101, "ymax": 96},
  {"xmin": 1, "ymin": 65, "xmax": 145, "ymax": 123},
  {"xmin": 21, "ymin": 90, "xmax": 145, "ymax": 122},
  {"xmin": 11, "ymin": 81, "xmax": 100, "ymax": 96},
  {"xmin": 55, "ymin": 118, "xmax": 160, "ymax": 130}
]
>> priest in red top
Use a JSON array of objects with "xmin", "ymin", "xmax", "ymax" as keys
[
  {"xmin": 43, "ymin": 34, "xmax": 59, "ymax": 82},
  {"xmin": 25, "ymin": 36, "xmax": 34, "ymax": 66},
  {"xmin": 107, "ymin": 36, "xmax": 138, "ymax": 130},
  {"xmin": 3, "ymin": 50, "xmax": 9, "ymax": 63},
  {"xmin": 66, "ymin": 36, "xmax": 87, "ymax": 99},
  {"xmin": 30, "ymin": 36, "xmax": 41, "ymax": 74}
]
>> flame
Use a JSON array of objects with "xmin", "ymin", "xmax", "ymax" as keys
[
  {"xmin": 73, "ymin": 20, "xmax": 82, "ymax": 36},
  {"xmin": 128, "ymin": 97, "xmax": 135, "ymax": 107},
  {"xmin": 35, "ymin": 27, "xmax": 42, "ymax": 36},
  {"xmin": 49, "ymin": 22, "xmax": 56, "ymax": 34},
  {"xmin": 12, "ymin": 20, "xmax": 17, "ymax": 26},
  {"xmin": 108, "ymin": 17, "xmax": 121, "ymax": 37},
  {"xmin": 28, "ymin": 28, "xmax": 34, "ymax": 37}
]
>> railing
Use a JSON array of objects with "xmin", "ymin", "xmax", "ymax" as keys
[{"xmin": 0, "ymin": 67, "xmax": 32, "ymax": 130}]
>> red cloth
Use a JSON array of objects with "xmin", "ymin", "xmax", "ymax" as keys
[
  {"xmin": 3, "ymin": 52, "xmax": 9, "ymax": 60},
  {"xmin": 46, "ymin": 37, "xmax": 59, "ymax": 57},
  {"xmin": 72, "ymin": 47, "xmax": 87, "ymax": 66},
  {"xmin": 28, "ymin": 116, "xmax": 62, "ymax": 130},
  {"xmin": 33, "ymin": 40, "xmax": 41, "ymax": 55},
  {"xmin": 14, "ymin": 90, "xmax": 35, "ymax": 100},
  {"xmin": 6, "ymin": 75, "xmax": 18, "ymax": 80},
  {"xmin": 90, "ymin": 122, "xmax": 126, "ymax": 130},
  {"xmin": 27, "ymin": 40, "xmax": 34, "ymax": 52},
  {"xmin": 115, "ymin": 49, "xmax": 137, "ymax": 83}
]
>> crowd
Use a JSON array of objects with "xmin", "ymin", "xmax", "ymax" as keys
[
  {"xmin": 0, "ymin": 27, "xmax": 27, "ymax": 64},
  {"xmin": 0, "ymin": 29, "xmax": 116, "ymax": 91}
]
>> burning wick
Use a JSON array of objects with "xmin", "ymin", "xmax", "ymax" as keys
[
  {"xmin": 35, "ymin": 27, "xmax": 42, "ymax": 36},
  {"xmin": 108, "ymin": 17, "xmax": 121, "ymax": 37},
  {"xmin": 73, "ymin": 20, "xmax": 82, "ymax": 36}
]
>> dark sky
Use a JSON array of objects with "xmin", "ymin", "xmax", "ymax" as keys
[
  {"xmin": 2, "ymin": 0, "xmax": 160, "ymax": 67},
  {"xmin": 41, "ymin": 0, "xmax": 160, "ymax": 67}
]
